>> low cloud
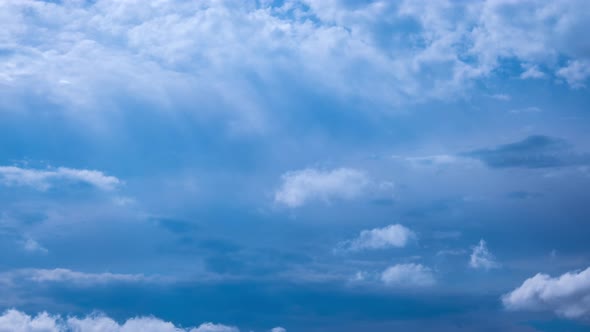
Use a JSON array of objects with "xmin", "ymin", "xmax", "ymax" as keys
[
  {"xmin": 502, "ymin": 266, "xmax": 590, "ymax": 319},
  {"xmin": 381, "ymin": 263, "xmax": 436, "ymax": 287},
  {"xmin": 338, "ymin": 224, "xmax": 415, "ymax": 252},
  {"xmin": 0, "ymin": 309, "xmax": 239, "ymax": 332},
  {"xmin": 274, "ymin": 168, "xmax": 369, "ymax": 208},
  {"xmin": 469, "ymin": 240, "xmax": 500, "ymax": 270},
  {"xmin": 0, "ymin": 166, "xmax": 120, "ymax": 191}
]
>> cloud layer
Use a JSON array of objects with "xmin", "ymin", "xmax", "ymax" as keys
[
  {"xmin": 1, "ymin": 0, "xmax": 589, "ymax": 130},
  {"xmin": 0, "ymin": 309, "xmax": 239, "ymax": 332},
  {"xmin": 0, "ymin": 166, "xmax": 120, "ymax": 191}
]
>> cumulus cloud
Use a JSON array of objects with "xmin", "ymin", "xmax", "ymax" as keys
[
  {"xmin": 0, "ymin": 0, "xmax": 588, "ymax": 132},
  {"xmin": 502, "ymin": 266, "xmax": 590, "ymax": 319},
  {"xmin": 270, "ymin": 328, "xmax": 286, "ymax": 332},
  {"xmin": 469, "ymin": 239, "xmax": 499, "ymax": 270},
  {"xmin": 0, "ymin": 309, "xmax": 239, "ymax": 332},
  {"xmin": 0, "ymin": 166, "xmax": 120, "ymax": 191},
  {"xmin": 381, "ymin": 263, "xmax": 436, "ymax": 287},
  {"xmin": 339, "ymin": 224, "xmax": 415, "ymax": 252},
  {"xmin": 274, "ymin": 168, "xmax": 369, "ymax": 207}
]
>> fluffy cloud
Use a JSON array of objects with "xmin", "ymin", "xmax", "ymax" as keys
[
  {"xmin": 340, "ymin": 224, "xmax": 415, "ymax": 251},
  {"xmin": 0, "ymin": 166, "xmax": 120, "ymax": 191},
  {"xmin": 469, "ymin": 239, "xmax": 499, "ymax": 270},
  {"xmin": 557, "ymin": 60, "xmax": 590, "ymax": 88},
  {"xmin": 502, "ymin": 266, "xmax": 590, "ymax": 319},
  {"xmin": 270, "ymin": 328, "xmax": 287, "ymax": 332},
  {"xmin": 274, "ymin": 168, "xmax": 368, "ymax": 207},
  {"xmin": 0, "ymin": 0, "xmax": 588, "ymax": 132},
  {"xmin": 0, "ymin": 309, "xmax": 239, "ymax": 332},
  {"xmin": 381, "ymin": 263, "xmax": 436, "ymax": 287}
]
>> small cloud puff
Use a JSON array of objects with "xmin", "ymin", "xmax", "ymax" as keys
[
  {"xmin": 502, "ymin": 266, "xmax": 590, "ymax": 319},
  {"xmin": 381, "ymin": 263, "xmax": 436, "ymax": 288},
  {"xmin": 338, "ymin": 224, "xmax": 415, "ymax": 252},
  {"xmin": 0, "ymin": 309, "xmax": 240, "ymax": 332},
  {"xmin": 469, "ymin": 240, "xmax": 499, "ymax": 270},
  {"xmin": 21, "ymin": 238, "xmax": 48, "ymax": 254},
  {"xmin": 274, "ymin": 168, "xmax": 368, "ymax": 208}
]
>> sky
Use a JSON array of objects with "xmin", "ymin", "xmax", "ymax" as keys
[{"xmin": 1, "ymin": 0, "xmax": 590, "ymax": 331}]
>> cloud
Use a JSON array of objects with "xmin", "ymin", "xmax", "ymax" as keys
[
  {"xmin": 0, "ymin": 166, "xmax": 120, "ymax": 191},
  {"xmin": 12, "ymin": 268, "xmax": 151, "ymax": 286},
  {"xmin": 557, "ymin": 60, "xmax": 590, "ymax": 88},
  {"xmin": 339, "ymin": 224, "xmax": 415, "ymax": 252},
  {"xmin": 502, "ymin": 266, "xmax": 590, "ymax": 319},
  {"xmin": 0, "ymin": 309, "xmax": 239, "ymax": 332},
  {"xmin": 21, "ymin": 238, "xmax": 48, "ymax": 254},
  {"xmin": 381, "ymin": 263, "xmax": 436, "ymax": 287},
  {"xmin": 469, "ymin": 239, "xmax": 499, "ymax": 270},
  {"xmin": 520, "ymin": 65, "xmax": 546, "ymax": 79},
  {"xmin": 270, "ymin": 328, "xmax": 287, "ymax": 332},
  {"xmin": 463, "ymin": 135, "xmax": 588, "ymax": 169},
  {"xmin": 274, "ymin": 168, "xmax": 369, "ymax": 207},
  {"xmin": 0, "ymin": 0, "xmax": 588, "ymax": 132}
]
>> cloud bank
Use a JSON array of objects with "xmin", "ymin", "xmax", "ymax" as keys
[
  {"xmin": 0, "ymin": 309, "xmax": 239, "ymax": 332},
  {"xmin": 1, "ymin": 0, "xmax": 589, "ymax": 131}
]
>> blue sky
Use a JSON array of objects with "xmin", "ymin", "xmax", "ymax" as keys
[{"xmin": 1, "ymin": 0, "xmax": 590, "ymax": 331}]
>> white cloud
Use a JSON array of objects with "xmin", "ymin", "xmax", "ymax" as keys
[
  {"xmin": 340, "ymin": 224, "xmax": 415, "ymax": 251},
  {"xmin": 269, "ymin": 328, "xmax": 286, "ymax": 332},
  {"xmin": 469, "ymin": 239, "xmax": 499, "ymax": 270},
  {"xmin": 0, "ymin": 310, "xmax": 61, "ymax": 332},
  {"xmin": 557, "ymin": 60, "xmax": 590, "ymax": 88},
  {"xmin": 502, "ymin": 266, "xmax": 590, "ymax": 319},
  {"xmin": 0, "ymin": 166, "xmax": 120, "ymax": 191},
  {"xmin": 189, "ymin": 322, "xmax": 239, "ymax": 332},
  {"xmin": 274, "ymin": 168, "xmax": 368, "ymax": 207},
  {"xmin": 22, "ymin": 268, "xmax": 149, "ymax": 285},
  {"xmin": 0, "ymin": 0, "xmax": 588, "ymax": 131},
  {"xmin": 21, "ymin": 238, "xmax": 48, "ymax": 254},
  {"xmin": 381, "ymin": 263, "xmax": 436, "ymax": 287},
  {"xmin": 520, "ymin": 65, "xmax": 546, "ymax": 79},
  {"xmin": 0, "ymin": 309, "xmax": 239, "ymax": 332}
]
